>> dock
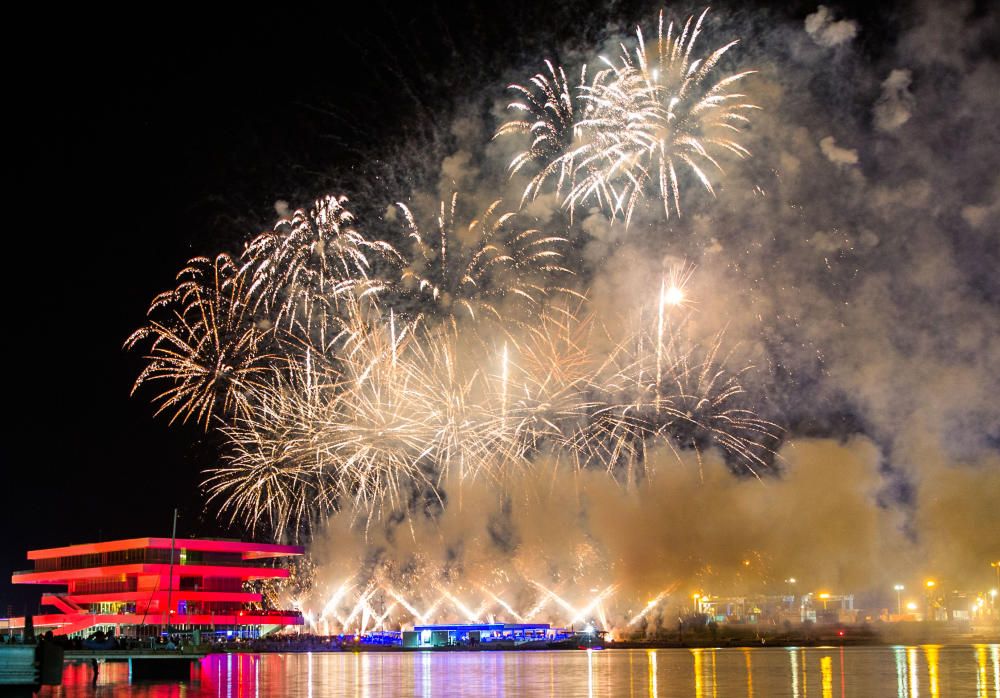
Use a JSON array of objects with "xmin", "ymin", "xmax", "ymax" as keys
[{"xmin": 65, "ymin": 649, "xmax": 207, "ymax": 681}]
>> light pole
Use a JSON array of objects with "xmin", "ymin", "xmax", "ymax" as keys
[
  {"xmin": 894, "ymin": 585, "xmax": 904, "ymax": 617},
  {"xmin": 992, "ymin": 562, "xmax": 999, "ymax": 591}
]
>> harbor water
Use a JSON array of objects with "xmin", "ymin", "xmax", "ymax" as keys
[{"xmin": 40, "ymin": 644, "xmax": 1000, "ymax": 697}]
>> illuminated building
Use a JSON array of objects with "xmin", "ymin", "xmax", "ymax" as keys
[
  {"xmin": 403, "ymin": 623, "xmax": 563, "ymax": 647},
  {"xmin": 8, "ymin": 537, "xmax": 304, "ymax": 638}
]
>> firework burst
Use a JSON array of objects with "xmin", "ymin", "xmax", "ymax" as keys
[
  {"xmin": 497, "ymin": 60, "xmax": 588, "ymax": 206},
  {"xmin": 205, "ymin": 358, "xmax": 337, "ymax": 539},
  {"xmin": 390, "ymin": 194, "xmax": 572, "ymax": 325},
  {"xmin": 188, "ymin": 275, "xmax": 779, "ymax": 536},
  {"xmin": 243, "ymin": 194, "xmax": 399, "ymax": 347},
  {"xmin": 608, "ymin": 310, "xmax": 781, "ymax": 482},
  {"xmin": 500, "ymin": 9, "xmax": 758, "ymax": 225},
  {"xmin": 125, "ymin": 253, "xmax": 274, "ymax": 428}
]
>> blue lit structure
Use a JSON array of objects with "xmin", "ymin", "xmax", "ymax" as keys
[
  {"xmin": 401, "ymin": 622, "xmax": 562, "ymax": 647},
  {"xmin": 361, "ymin": 630, "xmax": 403, "ymax": 646}
]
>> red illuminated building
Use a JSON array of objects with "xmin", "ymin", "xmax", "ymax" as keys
[{"xmin": 8, "ymin": 537, "xmax": 304, "ymax": 637}]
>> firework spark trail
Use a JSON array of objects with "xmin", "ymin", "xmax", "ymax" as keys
[
  {"xmin": 319, "ymin": 579, "xmax": 356, "ymax": 626},
  {"xmin": 203, "ymin": 358, "xmax": 337, "ymax": 539},
  {"xmin": 497, "ymin": 61, "xmax": 589, "ymax": 209},
  {"xmin": 523, "ymin": 595, "xmax": 550, "ymax": 621},
  {"xmin": 528, "ymin": 580, "xmax": 618, "ymax": 627},
  {"xmin": 125, "ymin": 253, "xmax": 275, "ymax": 428},
  {"xmin": 371, "ymin": 602, "xmax": 398, "ymax": 629},
  {"xmin": 299, "ymin": 576, "xmax": 639, "ymax": 633},
  {"xmin": 529, "ymin": 580, "xmax": 583, "ymax": 619},
  {"xmin": 203, "ymin": 301, "xmax": 515, "ymax": 527},
  {"xmin": 499, "ymin": 9, "xmax": 758, "ymax": 225},
  {"xmin": 243, "ymin": 194, "xmax": 398, "ymax": 348},
  {"xmin": 478, "ymin": 586, "xmax": 526, "ymax": 622},
  {"xmin": 627, "ymin": 587, "xmax": 674, "ymax": 627},
  {"xmin": 127, "ymin": 165, "xmax": 775, "ymax": 538},
  {"xmin": 384, "ymin": 588, "xmax": 429, "ymax": 624},
  {"xmin": 341, "ymin": 583, "xmax": 379, "ymax": 629},
  {"xmin": 500, "ymin": 302, "xmax": 604, "ymax": 466},
  {"xmin": 651, "ymin": 329, "xmax": 780, "ymax": 480},
  {"xmin": 319, "ymin": 311, "xmax": 527, "ymax": 508},
  {"xmin": 433, "ymin": 586, "xmax": 484, "ymax": 623},
  {"xmin": 391, "ymin": 194, "xmax": 572, "ymax": 324},
  {"xmin": 197, "ymin": 284, "xmax": 779, "ymax": 534}
]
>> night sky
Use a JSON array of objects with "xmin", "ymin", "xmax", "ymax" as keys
[{"xmin": 4, "ymin": 0, "xmax": 996, "ymax": 616}]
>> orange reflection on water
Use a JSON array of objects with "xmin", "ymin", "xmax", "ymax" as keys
[
  {"xmin": 693, "ymin": 648, "xmax": 704, "ymax": 698},
  {"xmin": 787, "ymin": 648, "xmax": 800, "ymax": 698},
  {"xmin": 648, "ymin": 649, "xmax": 657, "ymax": 698},
  {"xmin": 923, "ymin": 645, "xmax": 939, "ymax": 698},
  {"xmin": 975, "ymin": 644, "xmax": 988, "ymax": 698},
  {"xmin": 691, "ymin": 648, "xmax": 718, "ymax": 698},
  {"xmin": 821, "ymin": 655, "xmax": 833, "ymax": 698},
  {"xmin": 994, "ymin": 645, "xmax": 1000, "ymax": 697}
]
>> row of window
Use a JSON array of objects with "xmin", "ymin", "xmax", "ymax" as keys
[{"xmin": 70, "ymin": 578, "xmax": 137, "ymax": 594}]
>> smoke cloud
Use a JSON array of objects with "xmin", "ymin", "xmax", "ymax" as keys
[
  {"xmin": 819, "ymin": 136, "xmax": 860, "ymax": 166},
  {"xmin": 804, "ymin": 6, "xmax": 859, "ymax": 48},
  {"xmin": 873, "ymin": 69, "xmax": 916, "ymax": 132}
]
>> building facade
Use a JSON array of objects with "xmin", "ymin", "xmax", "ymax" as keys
[{"xmin": 8, "ymin": 537, "xmax": 304, "ymax": 638}]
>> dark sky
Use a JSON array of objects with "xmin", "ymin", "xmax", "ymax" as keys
[{"xmin": 1, "ymin": 0, "xmax": 905, "ymax": 614}]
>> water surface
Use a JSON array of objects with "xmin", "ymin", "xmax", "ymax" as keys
[{"xmin": 40, "ymin": 644, "xmax": 1000, "ymax": 697}]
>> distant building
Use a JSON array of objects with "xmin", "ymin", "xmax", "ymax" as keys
[
  {"xmin": 7, "ymin": 536, "xmax": 304, "ymax": 638},
  {"xmin": 404, "ymin": 623, "xmax": 563, "ymax": 647}
]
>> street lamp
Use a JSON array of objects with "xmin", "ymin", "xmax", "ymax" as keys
[
  {"xmin": 818, "ymin": 592, "xmax": 831, "ymax": 611},
  {"xmin": 893, "ymin": 585, "xmax": 904, "ymax": 616},
  {"xmin": 992, "ymin": 562, "xmax": 1000, "ymax": 590}
]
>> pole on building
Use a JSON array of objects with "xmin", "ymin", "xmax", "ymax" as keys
[{"xmin": 164, "ymin": 508, "xmax": 178, "ymax": 637}]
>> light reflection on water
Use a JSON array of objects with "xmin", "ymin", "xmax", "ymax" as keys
[{"xmin": 38, "ymin": 644, "xmax": 1000, "ymax": 697}]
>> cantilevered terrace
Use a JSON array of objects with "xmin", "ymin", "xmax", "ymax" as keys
[{"xmin": 9, "ymin": 537, "xmax": 304, "ymax": 637}]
